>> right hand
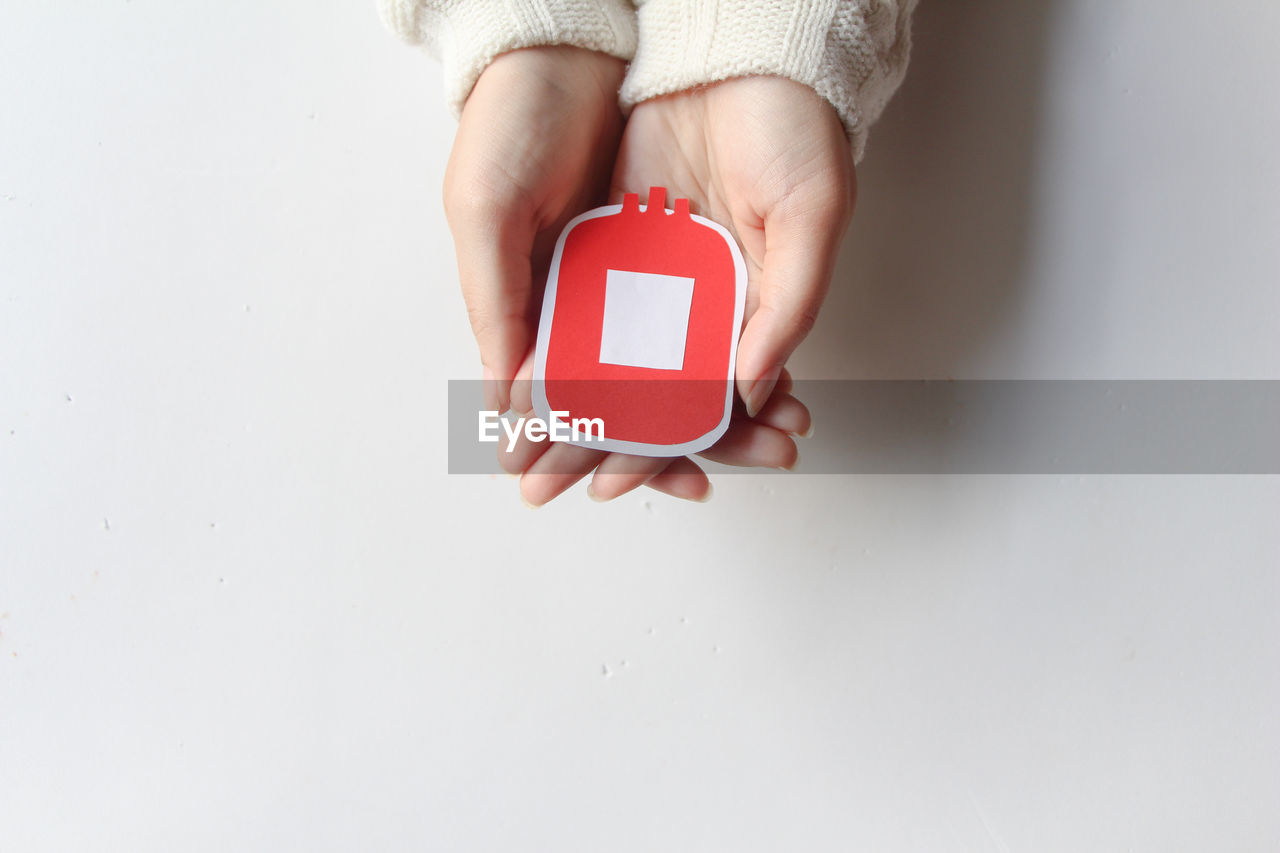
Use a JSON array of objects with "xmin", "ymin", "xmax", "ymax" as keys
[{"xmin": 444, "ymin": 46, "xmax": 626, "ymax": 415}]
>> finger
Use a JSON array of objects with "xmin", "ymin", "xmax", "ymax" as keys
[
  {"xmin": 509, "ymin": 347, "xmax": 538, "ymax": 416},
  {"xmin": 775, "ymin": 366, "xmax": 794, "ymax": 398},
  {"xmin": 497, "ymin": 413, "xmax": 552, "ymax": 476},
  {"xmin": 753, "ymin": 391, "xmax": 812, "ymax": 437},
  {"xmin": 644, "ymin": 457, "xmax": 713, "ymax": 502},
  {"xmin": 699, "ymin": 420, "xmax": 799, "ymax": 470},
  {"xmin": 734, "ymin": 174, "xmax": 854, "ymax": 418},
  {"xmin": 587, "ymin": 453, "xmax": 674, "ymax": 502},
  {"xmin": 453, "ymin": 220, "xmax": 534, "ymax": 415},
  {"xmin": 519, "ymin": 442, "xmax": 606, "ymax": 506},
  {"xmin": 443, "ymin": 170, "xmax": 537, "ymax": 416}
]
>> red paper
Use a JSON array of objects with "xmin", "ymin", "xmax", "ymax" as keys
[{"xmin": 533, "ymin": 188, "xmax": 747, "ymax": 456}]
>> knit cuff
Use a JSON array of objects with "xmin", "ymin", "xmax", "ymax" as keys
[
  {"xmin": 379, "ymin": 0, "xmax": 639, "ymax": 117},
  {"xmin": 619, "ymin": 0, "xmax": 914, "ymax": 161}
]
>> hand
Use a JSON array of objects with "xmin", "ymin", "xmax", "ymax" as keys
[
  {"xmin": 611, "ymin": 77, "xmax": 856, "ymax": 417},
  {"xmin": 443, "ymin": 46, "xmax": 626, "ymax": 415}
]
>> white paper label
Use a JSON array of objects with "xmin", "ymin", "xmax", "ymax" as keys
[{"xmin": 598, "ymin": 269, "xmax": 696, "ymax": 371}]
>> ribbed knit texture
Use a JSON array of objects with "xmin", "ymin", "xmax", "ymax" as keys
[
  {"xmin": 377, "ymin": 0, "xmax": 915, "ymax": 160},
  {"xmin": 621, "ymin": 0, "xmax": 915, "ymax": 161},
  {"xmin": 377, "ymin": 0, "xmax": 639, "ymax": 116}
]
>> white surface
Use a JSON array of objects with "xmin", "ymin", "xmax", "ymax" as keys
[
  {"xmin": 600, "ymin": 269, "xmax": 695, "ymax": 371},
  {"xmin": 1, "ymin": 2, "xmax": 1278, "ymax": 852}
]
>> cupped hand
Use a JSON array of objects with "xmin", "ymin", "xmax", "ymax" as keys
[
  {"xmin": 612, "ymin": 76, "xmax": 856, "ymax": 417},
  {"xmin": 444, "ymin": 46, "xmax": 626, "ymax": 415}
]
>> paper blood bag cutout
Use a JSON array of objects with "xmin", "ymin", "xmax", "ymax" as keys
[{"xmin": 532, "ymin": 187, "xmax": 748, "ymax": 456}]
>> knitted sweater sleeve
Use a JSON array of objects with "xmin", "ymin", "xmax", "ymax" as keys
[
  {"xmin": 376, "ymin": 0, "xmax": 639, "ymax": 117},
  {"xmin": 620, "ymin": 0, "xmax": 916, "ymax": 161}
]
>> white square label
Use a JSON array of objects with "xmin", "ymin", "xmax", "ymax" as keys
[{"xmin": 598, "ymin": 269, "xmax": 696, "ymax": 371}]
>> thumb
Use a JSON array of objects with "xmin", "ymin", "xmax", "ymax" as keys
[
  {"xmin": 445, "ymin": 191, "xmax": 537, "ymax": 415},
  {"xmin": 735, "ymin": 196, "xmax": 850, "ymax": 417}
]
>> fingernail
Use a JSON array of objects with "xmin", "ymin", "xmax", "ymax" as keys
[
  {"xmin": 745, "ymin": 366, "xmax": 782, "ymax": 418},
  {"xmin": 586, "ymin": 483, "xmax": 609, "ymax": 503},
  {"xmin": 481, "ymin": 365, "xmax": 499, "ymax": 413},
  {"xmin": 779, "ymin": 448, "xmax": 800, "ymax": 471},
  {"xmin": 520, "ymin": 492, "xmax": 541, "ymax": 509},
  {"xmin": 799, "ymin": 420, "xmax": 815, "ymax": 439},
  {"xmin": 696, "ymin": 483, "xmax": 714, "ymax": 503}
]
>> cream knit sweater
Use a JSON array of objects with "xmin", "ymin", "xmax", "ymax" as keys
[{"xmin": 379, "ymin": 0, "xmax": 915, "ymax": 161}]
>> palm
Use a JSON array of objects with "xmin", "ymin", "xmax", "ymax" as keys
[
  {"xmin": 611, "ymin": 76, "xmax": 856, "ymax": 365},
  {"xmin": 611, "ymin": 95, "xmax": 766, "ymax": 309}
]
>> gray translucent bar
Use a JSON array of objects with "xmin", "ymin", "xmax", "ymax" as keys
[{"xmin": 448, "ymin": 380, "xmax": 1279, "ymax": 474}]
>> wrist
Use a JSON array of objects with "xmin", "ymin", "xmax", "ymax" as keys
[{"xmin": 430, "ymin": 0, "xmax": 637, "ymax": 119}]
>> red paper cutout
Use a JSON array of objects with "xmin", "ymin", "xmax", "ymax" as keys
[{"xmin": 533, "ymin": 188, "xmax": 747, "ymax": 456}]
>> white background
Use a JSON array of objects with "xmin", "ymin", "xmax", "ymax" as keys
[{"xmin": 2, "ymin": 2, "xmax": 1278, "ymax": 851}]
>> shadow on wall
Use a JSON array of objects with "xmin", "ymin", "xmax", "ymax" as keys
[{"xmin": 795, "ymin": 0, "xmax": 1054, "ymax": 380}]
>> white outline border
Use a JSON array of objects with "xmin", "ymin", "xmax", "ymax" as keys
[{"xmin": 532, "ymin": 202, "xmax": 748, "ymax": 458}]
